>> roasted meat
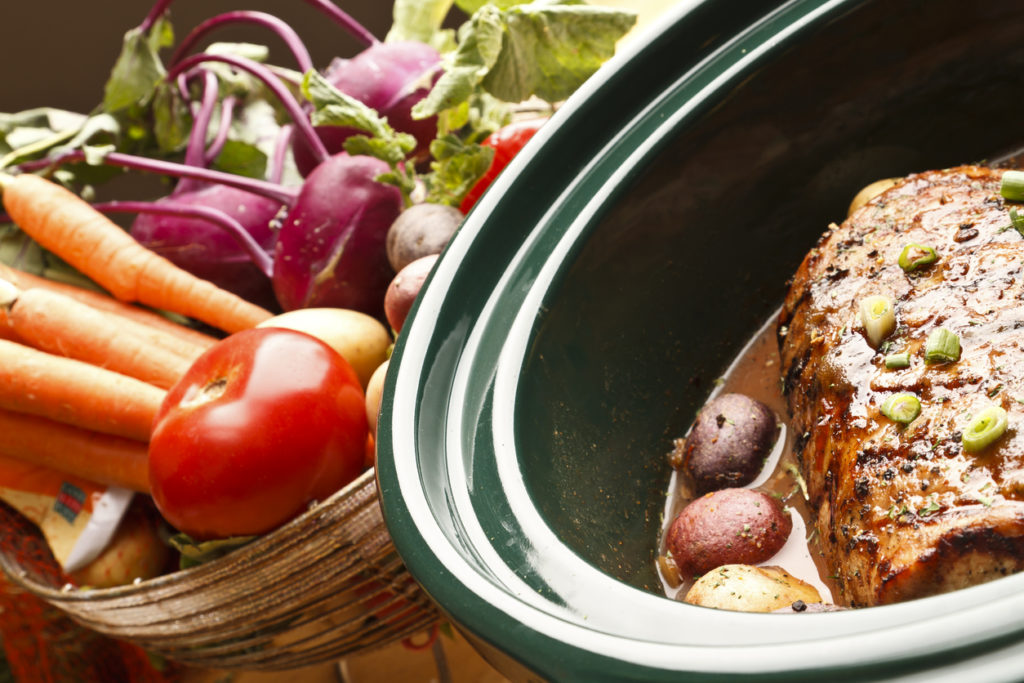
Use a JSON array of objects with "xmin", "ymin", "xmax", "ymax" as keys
[{"xmin": 778, "ymin": 165, "xmax": 1024, "ymax": 607}]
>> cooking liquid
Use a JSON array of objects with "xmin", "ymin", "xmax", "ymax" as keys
[
  {"xmin": 657, "ymin": 151, "xmax": 1024, "ymax": 606},
  {"xmin": 657, "ymin": 310, "xmax": 838, "ymax": 604}
]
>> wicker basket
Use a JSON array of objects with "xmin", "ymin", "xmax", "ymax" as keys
[{"xmin": 0, "ymin": 469, "xmax": 439, "ymax": 671}]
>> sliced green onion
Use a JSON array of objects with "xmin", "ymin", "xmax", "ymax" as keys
[
  {"xmin": 898, "ymin": 243, "xmax": 938, "ymax": 272},
  {"xmin": 924, "ymin": 327, "xmax": 960, "ymax": 364},
  {"xmin": 962, "ymin": 405, "xmax": 1008, "ymax": 453},
  {"xmin": 881, "ymin": 392, "xmax": 921, "ymax": 424},
  {"xmin": 1010, "ymin": 208, "xmax": 1024, "ymax": 238},
  {"xmin": 1001, "ymin": 170, "xmax": 1024, "ymax": 201},
  {"xmin": 885, "ymin": 352, "xmax": 911, "ymax": 369},
  {"xmin": 859, "ymin": 294, "xmax": 896, "ymax": 348}
]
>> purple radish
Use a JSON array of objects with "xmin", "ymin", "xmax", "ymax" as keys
[
  {"xmin": 130, "ymin": 185, "xmax": 283, "ymax": 309},
  {"xmin": 28, "ymin": 148, "xmax": 401, "ymax": 318},
  {"xmin": 129, "ymin": 69, "xmax": 284, "ymax": 308},
  {"xmin": 169, "ymin": 10, "xmax": 315, "ymax": 73},
  {"xmin": 23, "ymin": 47, "xmax": 405, "ymax": 318},
  {"xmin": 272, "ymin": 152, "xmax": 402, "ymax": 313},
  {"xmin": 139, "ymin": 0, "xmax": 438, "ymax": 176},
  {"xmin": 292, "ymin": 42, "xmax": 442, "ymax": 176}
]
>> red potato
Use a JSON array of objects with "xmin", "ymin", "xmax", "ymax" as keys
[
  {"xmin": 666, "ymin": 488, "xmax": 791, "ymax": 577},
  {"xmin": 384, "ymin": 254, "xmax": 439, "ymax": 334}
]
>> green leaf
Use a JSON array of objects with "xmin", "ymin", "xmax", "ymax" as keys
[
  {"xmin": 169, "ymin": 532, "xmax": 257, "ymax": 569},
  {"xmin": 103, "ymin": 18, "xmax": 173, "ymax": 112},
  {"xmin": 151, "ymin": 83, "xmax": 191, "ymax": 154},
  {"xmin": 425, "ymin": 133, "xmax": 494, "ymax": 205},
  {"xmin": 463, "ymin": 92, "xmax": 516, "ymax": 140},
  {"xmin": 387, "ymin": 0, "xmax": 455, "ymax": 44},
  {"xmin": 374, "ymin": 166, "xmax": 419, "ymax": 200},
  {"xmin": 52, "ymin": 113, "xmax": 121, "ymax": 153},
  {"xmin": 81, "ymin": 143, "xmax": 116, "ymax": 166},
  {"xmin": 483, "ymin": 4, "xmax": 637, "ymax": 103},
  {"xmin": 415, "ymin": 2, "xmax": 636, "ymax": 119},
  {"xmin": 200, "ymin": 42, "xmax": 275, "ymax": 98},
  {"xmin": 304, "ymin": 70, "xmax": 388, "ymax": 136},
  {"xmin": 456, "ymin": 0, "xmax": 523, "ymax": 12},
  {"xmin": 344, "ymin": 133, "xmax": 418, "ymax": 167},
  {"xmin": 0, "ymin": 108, "xmax": 85, "ymax": 138},
  {"xmin": 3, "ymin": 127, "xmax": 59, "ymax": 154},
  {"xmin": 302, "ymin": 70, "xmax": 417, "ymax": 164},
  {"xmin": 433, "ymin": 89, "xmax": 515, "ymax": 140},
  {"xmin": 205, "ymin": 41, "xmax": 270, "ymax": 63},
  {"xmin": 0, "ymin": 108, "xmax": 88, "ymax": 166},
  {"xmin": 0, "ymin": 224, "xmax": 47, "ymax": 275},
  {"xmin": 210, "ymin": 139, "xmax": 269, "ymax": 180},
  {"xmin": 413, "ymin": 5, "xmax": 507, "ymax": 119},
  {"xmin": 227, "ymin": 98, "xmax": 299, "ymax": 183}
]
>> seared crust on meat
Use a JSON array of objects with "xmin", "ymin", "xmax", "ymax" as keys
[{"xmin": 779, "ymin": 165, "xmax": 1024, "ymax": 607}]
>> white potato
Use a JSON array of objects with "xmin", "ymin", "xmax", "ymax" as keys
[
  {"xmin": 365, "ymin": 360, "xmax": 389, "ymax": 437},
  {"xmin": 847, "ymin": 177, "xmax": 900, "ymax": 216},
  {"xmin": 257, "ymin": 308, "xmax": 392, "ymax": 389},
  {"xmin": 684, "ymin": 564, "xmax": 822, "ymax": 613}
]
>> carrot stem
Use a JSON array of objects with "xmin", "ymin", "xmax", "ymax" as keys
[
  {"xmin": 0, "ymin": 408, "xmax": 150, "ymax": 493},
  {"xmin": 0, "ymin": 339, "xmax": 165, "ymax": 442}
]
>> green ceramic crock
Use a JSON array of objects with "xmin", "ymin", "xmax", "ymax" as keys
[{"xmin": 376, "ymin": 0, "xmax": 1024, "ymax": 680}]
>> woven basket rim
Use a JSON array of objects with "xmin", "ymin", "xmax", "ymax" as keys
[{"xmin": 2, "ymin": 467, "xmax": 378, "ymax": 603}]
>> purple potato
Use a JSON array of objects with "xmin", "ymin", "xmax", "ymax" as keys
[
  {"xmin": 677, "ymin": 393, "xmax": 778, "ymax": 494},
  {"xmin": 386, "ymin": 203, "xmax": 463, "ymax": 273}
]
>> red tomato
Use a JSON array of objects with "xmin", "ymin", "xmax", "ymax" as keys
[
  {"xmin": 148, "ymin": 327, "xmax": 368, "ymax": 540},
  {"xmin": 459, "ymin": 118, "xmax": 547, "ymax": 214}
]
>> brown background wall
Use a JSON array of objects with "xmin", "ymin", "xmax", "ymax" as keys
[{"xmin": 2, "ymin": 2, "xmax": 398, "ymax": 113}]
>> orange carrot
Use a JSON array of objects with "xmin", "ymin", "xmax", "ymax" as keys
[
  {"xmin": 1, "ymin": 286, "xmax": 193, "ymax": 389},
  {"xmin": 0, "ymin": 320, "xmax": 22, "ymax": 344},
  {"xmin": 0, "ymin": 408, "xmax": 150, "ymax": 493},
  {"xmin": 0, "ymin": 173, "xmax": 273, "ymax": 334},
  {"xmin": 0, "ymin": 273, "xmax": 208, "ymax": 363},
  {"xmin": 0, "ymin": 339, "xmax": 165, "ymax": 442},
  {"xmin": 0, "ymin": 262, "xmax": 219, "ymax": 351}
]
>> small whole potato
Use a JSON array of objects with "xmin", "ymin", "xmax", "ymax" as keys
[
  {"xmin": 384, "ymin": 254, "xmax": 439, "ymax": 334},
  {"xmin": 69, "ymin": 500, "xmax": 171, "ymax": 588},
  {"xmin": 675, "ymin": 392, "xmax": 778, "ymax": 494},
  {"xmin": 386, "ymin": 202, "xmax": 463, "ymax": 272},
  {"xmin": 666, "ymin": 488, "xmax": 791, "ymax": 577},
  {"xmin": 684, "ymin": 564, "xmax": 822, "ymax": 613},
  {"xmin": 847, "ymin": 177, "xmax": 900, "ymax": 216},
  {"xmin": 365, "ymin": 359, "xmax": 389, "ymax": 437},
  {"xmin": 256, "ymin": 307, "xmax": 392, "ymax": 389}
]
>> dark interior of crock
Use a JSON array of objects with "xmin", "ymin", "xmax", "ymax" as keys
[{"xmin": 516, "ymin": 0, "xmax": 1024, "ymax": 594}]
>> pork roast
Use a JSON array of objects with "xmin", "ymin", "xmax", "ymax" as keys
[{"xmin": 778, "ymin": 165, "xmax": 1024, "ymax": 607}]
